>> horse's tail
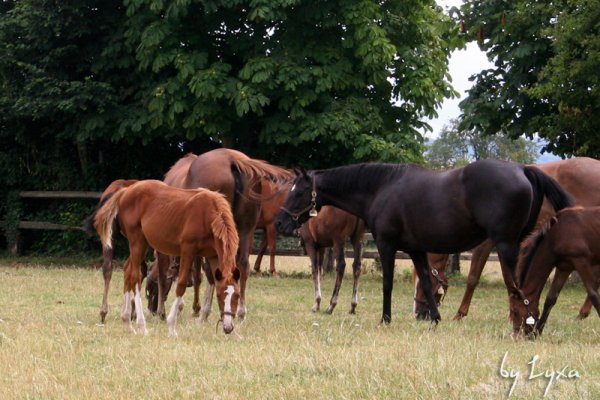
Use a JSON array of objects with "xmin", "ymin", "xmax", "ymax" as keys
[
  {"xmin": 81, "ymin": 179, "xmax": 138, "ymax": 236},
  {"xmin": 516, "ymin": 216, "xmax": 558, "ymax": 286},
  {"xmin": 164, "ymin": 153, "xmax": 197, "ymax": 187},
  {"xmin": 94, "ymin": 188, "xmax": 127, "ymax": 249},
  {"xmin": 521, "ymin": 166, "xmax": 575, "ymax": 238},
  {"xmin": 210, "ymin": 193, "xmax": 240, "ymax": 270}
]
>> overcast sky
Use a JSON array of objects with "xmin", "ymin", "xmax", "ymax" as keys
[
  {"xmin": 428, "ymin": 0, "xmax": 559, "ymax": 163},
  {"xmin": 426, "ymin": 0, "xmax": 493, "ymax": 139}
]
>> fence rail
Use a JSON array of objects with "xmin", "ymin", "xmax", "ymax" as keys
[{"xmin": 3, "ymin": 190, "xmax": 495, "ymax": 261}]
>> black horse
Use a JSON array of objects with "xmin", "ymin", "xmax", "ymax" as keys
[{"xmin": 275, "ymin": 160, "xmax": 574, "ymax": 325}]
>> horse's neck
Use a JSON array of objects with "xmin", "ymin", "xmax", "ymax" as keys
[
  {"xmin": 521, "ymin": 241, "xmax": 556, "ymax": 299},
  {"xmin": 317, "ymin": 180, "xmax": 370, "ymax": 220}
]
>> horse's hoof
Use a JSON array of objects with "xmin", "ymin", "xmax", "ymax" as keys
[
  {"xmin": 452, "ymin": 313, "xmax": 465, "ymax": 321},
  {"xmin": 325, "ymin": 307, "xmax": 334, "ymax": 315},
  {"xmin": 576, "ymin": 313, "xmax": 589, "ymax": 320}
]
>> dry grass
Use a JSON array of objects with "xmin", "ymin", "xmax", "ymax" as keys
[{"xmin": 0, "ymin": 256, "xmax": 599, "ymax": 399}]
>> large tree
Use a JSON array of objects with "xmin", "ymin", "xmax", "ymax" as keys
[
  {"xmin": 123, "ymin": 0, "xmax": 461, "ymax": 166},
  {"xmin": 456, "ymin": 0, "xmax": 600, "ymax": 158}
]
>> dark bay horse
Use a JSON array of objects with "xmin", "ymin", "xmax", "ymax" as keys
[
  {"xmin": 275, "ymin": 160, "xmax": 574, "ymax": 324},
  {"xmin": 82, "ymin": 179, "xmax": 139, "ymax": 323},
  {"xmin": 253, "ymin": 180, "xmax": 290, "ymax": 276},
  {"xmin": 298, "ymin": 206, "xmax": 365, "ymax": 314},
  {"xmin": 94, "ymin": 180, "xmax": 241, "ymax": 336},
  {"xmin": 511, "ymin": 206, "xmax": 600, "ymax": 338},
  {"xmin": 157, "ymin": 148, "xmax": 292, "ymax": 322},
  {"xmin": 413, "ymin": 157, "xmax": 600, "ymax": 320}
]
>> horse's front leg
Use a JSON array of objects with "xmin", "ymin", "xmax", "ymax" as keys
[
  {"xmin": 410, "ymin": 251, "xmax": 441, "ymax": 324},
  {"xmin": 377, "ymin": 242, "xmax": 397, "ymax": 324},
  {"xmin": 99, "ymin": 244, "xmax": 115, "ymax": 324},
  {"xmin": 537, "ymin": 268, "xmax": 571, "ymax": 335},
  {"xmin": 349, "ymin": 238, "xmax": 363, "ymax": 314}
]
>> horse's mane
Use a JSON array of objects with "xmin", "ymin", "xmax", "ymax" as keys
[
  {"xmin": 204, "ymin": 190, "xmax": 240, "ymax": 271},
  {"xmin": 164, "ymin": 153, "xmax": 197, "ymax": 187},
  {"xmin": 318, "ymin": 163, "xmax": 413, "ymax": 194},
  {"xmin": 231, "ymin": 157, "xmax": 294, "ymax": 200},
  {"xmin": 516, "ymin": 216, "xmax": 558, "ymax": 287}
]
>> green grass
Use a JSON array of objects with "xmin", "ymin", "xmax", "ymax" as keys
[{"xmin": 0, "ymin": 256, "xmax": 599, "ymax": 399}]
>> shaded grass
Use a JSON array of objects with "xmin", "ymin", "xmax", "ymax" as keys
[{"xmin": 0, "ymin": 256, "xmax": 599, "ymax": 399}]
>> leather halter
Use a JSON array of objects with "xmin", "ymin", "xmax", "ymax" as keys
[{"xmin": 279, "ymin": 174, "xmax": 318, "ymax": 222}]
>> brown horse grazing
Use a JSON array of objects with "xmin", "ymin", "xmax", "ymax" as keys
[
  {"xmin": 253, "ymin": 180, "xmax": 290, "ymax": 276},
  {"xmin": 412, "ymin": 253, "xmax": 449, "ymax": 319},
  {"xmin": 156, "ymin": 148, "xmax": 292, "ymax": 322},
  {"xmin": 511, "ymin": 207, "xmax": 600, "ymax": 338},
  {"xmin": 298, "ymin": 206, "xmax": 366, "ymax": 314},
  {"xmin": 413, "ymin": 157, "xmax": 600, "ymax": 320},
  {"xmin": 82, "ymin": 179, "xmax": 139, "ymax": 324},
  {"xmin": 94, "ymin": 180, "xmax": 241, "ymax": 336}
]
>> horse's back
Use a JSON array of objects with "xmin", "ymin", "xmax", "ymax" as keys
[{"xmin": 538, "ymin": 157, "xmax": 600, "ymax": 207}]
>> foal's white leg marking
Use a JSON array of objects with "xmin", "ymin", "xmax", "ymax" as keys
[
  {"xmin": 312, "ymin": 270, "xmax": 322, "ymax": 312},
  {"xmin": 412, "ymin": 277, "xmax": 420, "ymax": 315},
  {"xmin": 222, "ymin": 285, "xmax": 235, "ymax": 333},
  {"xmin": 134, "ymin": 284, "xmax": 148, "ymax": 336},
  {"xmin": 122, "ymin": 291, "xmax": 135, "ymax": 334},
  {"xmin": 167, "ymin": 296, "xmax": 184, "ymax": 337},
  {"xmin": 200, "ymin": 284, "xmax": 214, "ymax": 322}
]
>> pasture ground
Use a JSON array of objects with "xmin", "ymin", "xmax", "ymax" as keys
[{"xmin": 0, "ymin": 255, "xmax": 598, "ymax": 399}]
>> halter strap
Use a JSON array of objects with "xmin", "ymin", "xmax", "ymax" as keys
[{"xmin": 279, "ymin": 174, "xmax": 318, "ymax": 222}]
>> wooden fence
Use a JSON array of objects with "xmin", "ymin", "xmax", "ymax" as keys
[{"xmin": 2, "ymin": 191, "xmax": 493, "ymax": 262}]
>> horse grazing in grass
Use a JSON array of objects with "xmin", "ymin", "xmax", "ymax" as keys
[
  {"xmin": 298, "ymin": 206, "xmax": 365, "ymax": 314},
  {"xmin": 511, "ymin": 207, "xmax": 600, "ymax": 338},
  {"xmin": 276, "ymin": 160, "xmax": 574, "ymax": 325},
  {"xmin": 413, "ymin": 157, "xmax": 600, "ymax": 320},
  {"xmin": 412, "ymin": 253, "xmax": 449, "ymax": 319},
  {"xmin": 82, "ymin": 179, "xmax": 139, "ymax": 324},
  {"xmin": 253, "ymin": 180, "xmax": 290, "ymax": 276},
  {"xmin": 151, "ymin": 148, "xmax": 292, "ymax": 322},
  {"xmin": 94, "ymin": 180, "xmax": 241, "ymax": 336}
]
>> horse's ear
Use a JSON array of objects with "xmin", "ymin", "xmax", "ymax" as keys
[
  {"xmin": 214, "ymin": 268, "xmax": 223, "ymax": 282},
  {"xmin": 233, "ymin": 268, "xmax": 241, "ymax": 282},
  {"xmin": 293, "ymin": 167, "xmax": 307, "ymax": 177}
]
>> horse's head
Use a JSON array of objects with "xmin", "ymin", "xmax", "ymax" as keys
[
  {"xmin": 509, "ymin": 292, "xmax": 540, "ymax": 340},
  {"xmin": 413, "ymin": 266, "xmax": 449, "ymax": 320},
  {"xmin": 275, "ymin": 168, "xmax": 318, "ymax": 235},
  {"xmin": 214, "ymin": 267, "xmax": 241, "ymax": 334}
]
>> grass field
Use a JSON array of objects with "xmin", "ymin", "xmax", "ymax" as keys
[{"xmin": 0, "ymin": 255, "xmax": 598, "ymax": 399}]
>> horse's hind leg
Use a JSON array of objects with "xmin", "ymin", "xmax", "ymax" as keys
[
  {"xmin": 123, "ymin": 241, "xmax": 149, "ymax": 335},
  {"xmin": 577, "ymin": 268, "xmax": 600, "ymax": 319},
  {"xmin": 191, "ymin": 257, "xmax": 202, "ymax": 317},
  {"xmin": 99, "ymin": 245, "xmax": 115, "ymax": 324},
  {"xmin": 166, "ymin": 250, "xmax": 194, "ymax": 337},
  {"xmin": 200, "ymin": 258, "xmax": 215, "ymax": 322},
  {"xmin": 454, "ymin": 239, "xmax": 494, "ymax": 320},
  {"xmin": 574, "ymin": 261, "xmax": 600, "ymax": 319},
  {"xmin": 253, "ymin": 233, "xmax": 267, "ymax": 275},
  {"xmin": 326, "ymin": 242, "xmax": 346, "ymax": 314},
  {"xmin": 537, "ymin": 268, "xmax": 571, "ymax": 335},
  {"xmin": 266, "ymin": 223, "xmax": 278, "ymax": 276}
]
